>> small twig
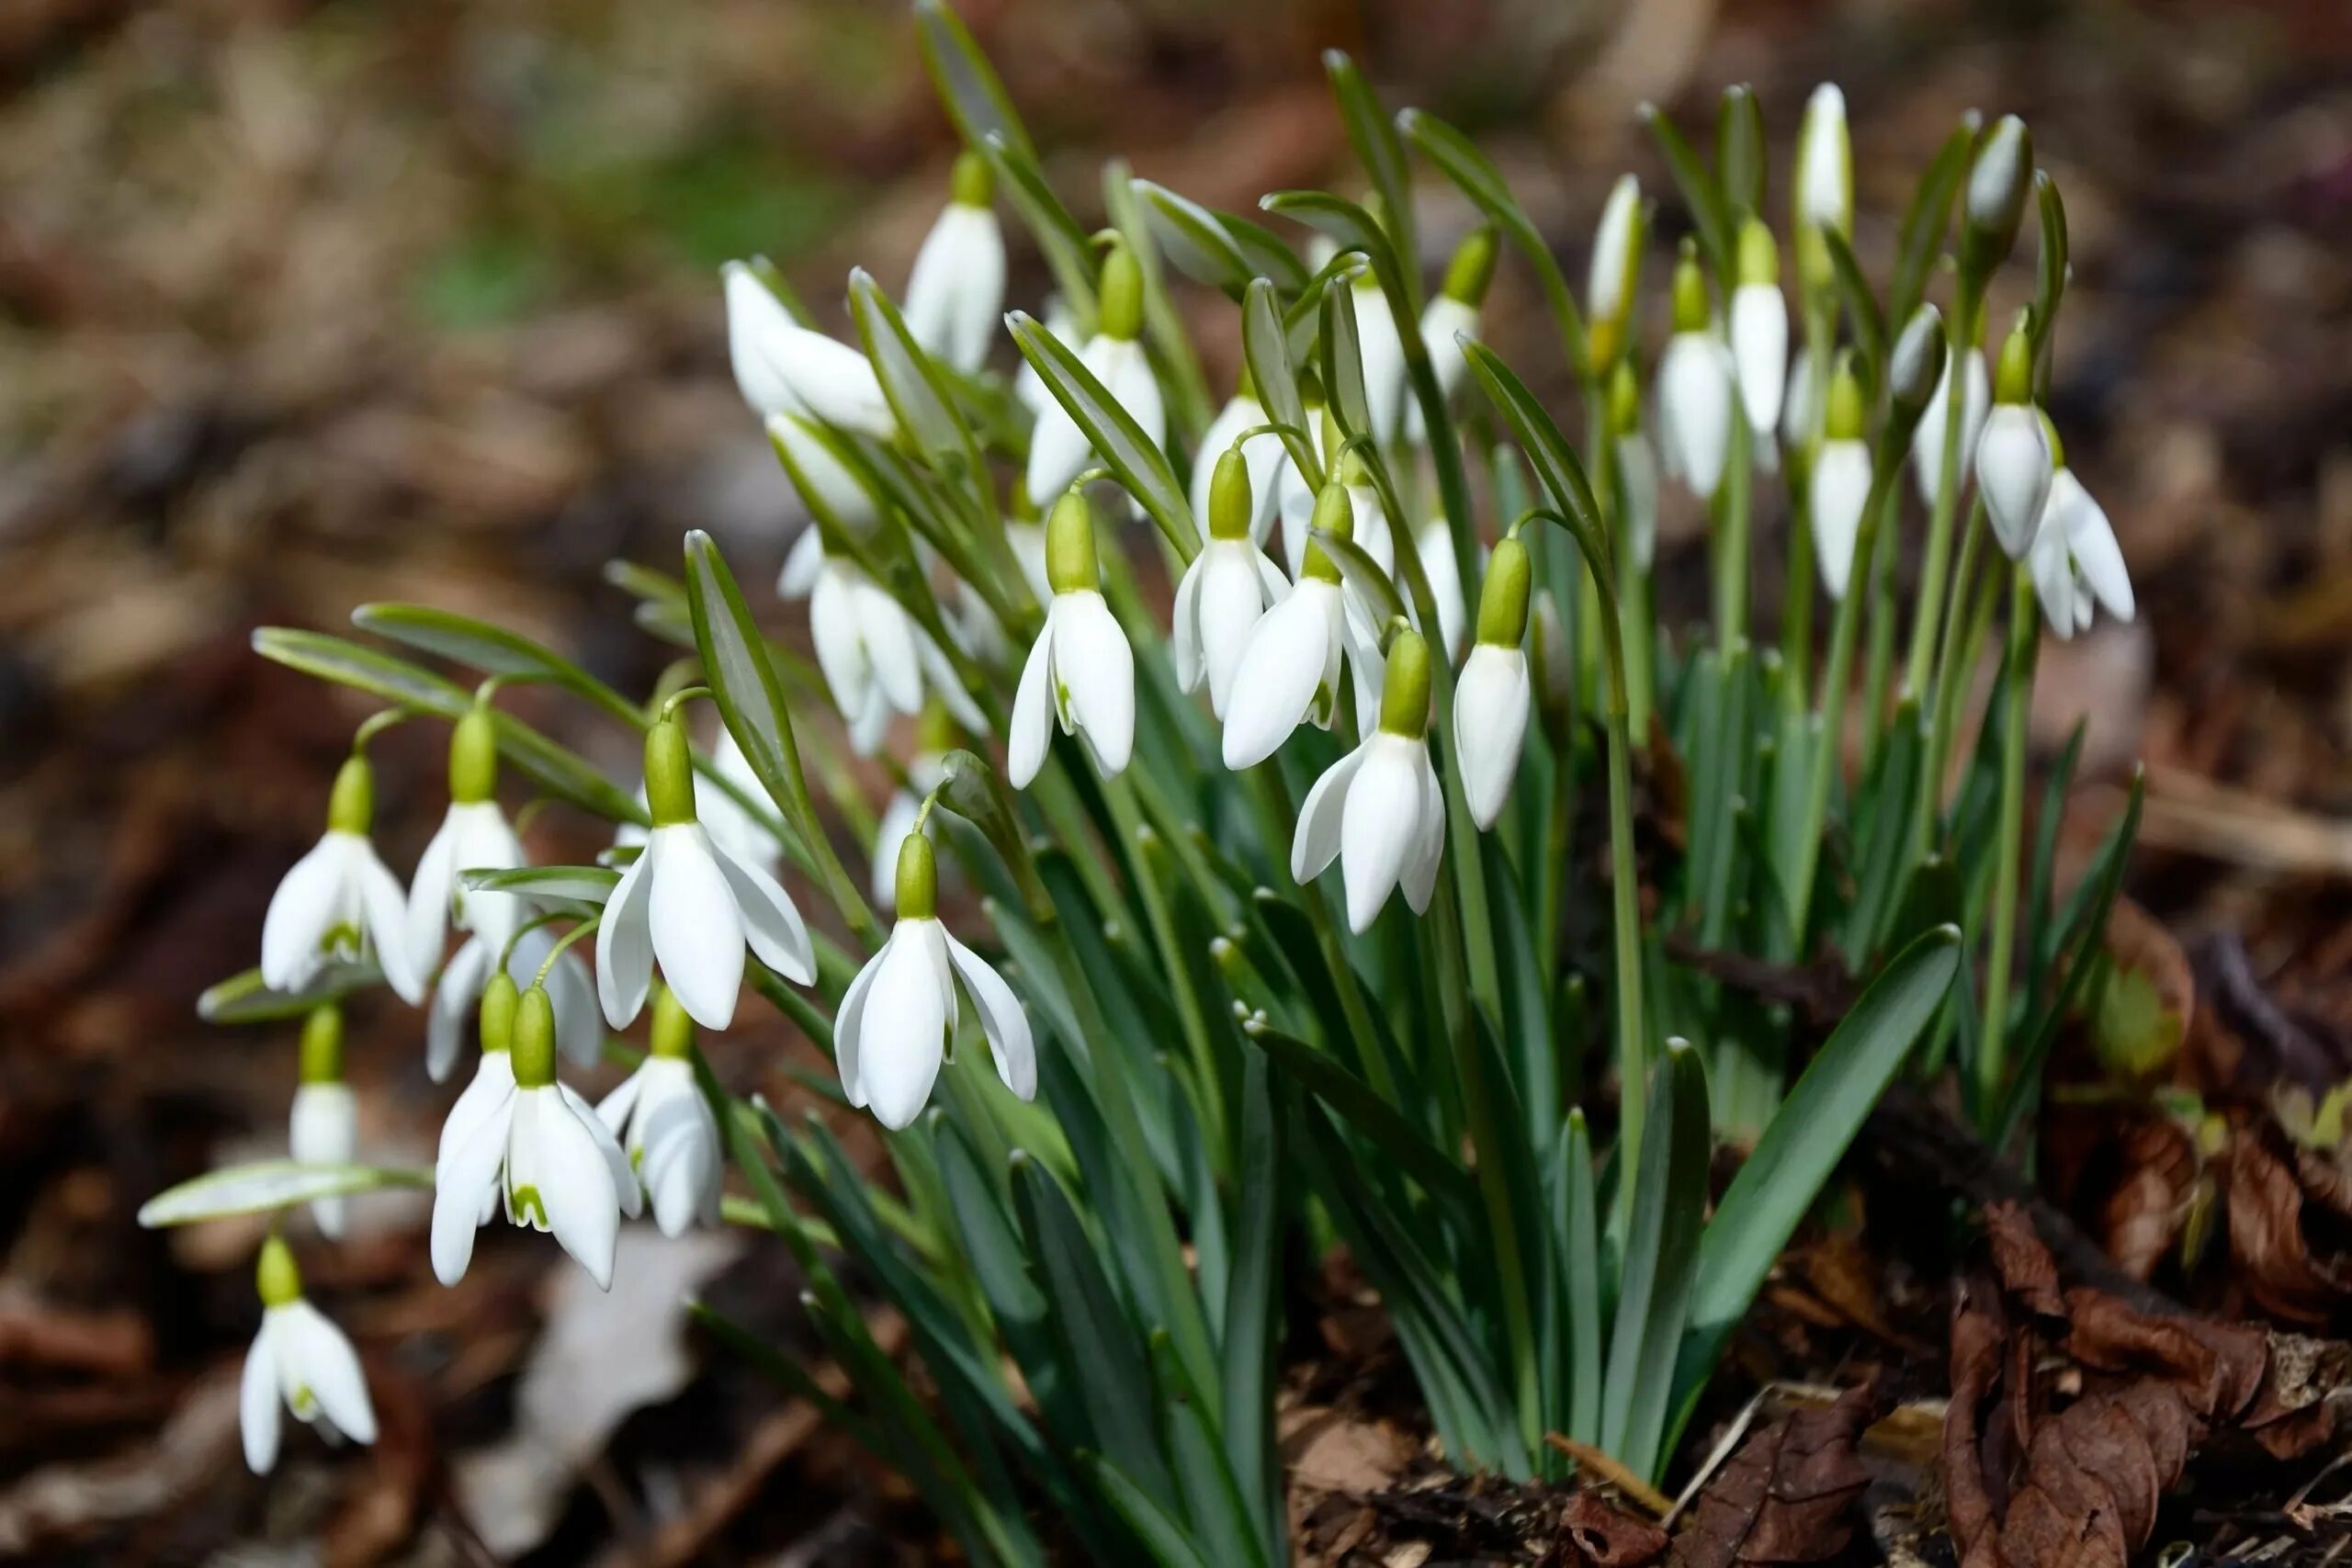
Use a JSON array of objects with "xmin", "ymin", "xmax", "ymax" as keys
[{"xmin": 1544, "ymin": 1431, "xmax": 1674, "ymax": 1517}]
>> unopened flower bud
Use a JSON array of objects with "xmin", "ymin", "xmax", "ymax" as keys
[
  {"xmin": 894, "ymin": 829, "xmax": 938, "ymax": 921},
  {"xmin": 1585, "ymin": 175, "xmax": 1644, "ymax": 374},
  {"xmin": 642, "ymin": 716, "xmax": 698, "ymax": 829},
  {"xmin": 1098, "ymin": 238, "xmax": 1145, "ymax": 343},
  {"xmin": 1377, "ymin": 628, "xmax": 1432, "ymax": 739},
  {"xmin": 1962, "ymin": 115, "xmax": 2033, "ymax": 282},
  {"xmin": 1888, "ymin": 303, "xmax": 1948, "ymax": 427},
  {"xmin": 1045, "ymin": 488, "xmax": 1100, "ymax": 595},
  {"xmin": 1207, "ymin": 446, "xmax": 1255, "ymax": 543}
]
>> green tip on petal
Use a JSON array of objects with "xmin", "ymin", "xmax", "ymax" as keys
[
  {"xmin": 511, "ymin": 986, "xmax": 558, "ymax": 1089},
  {"xmin": 1098, "ymin": 238, "xmax": 1144, "ymax": 342},
  {"xmin": 2039, "ymin": 409, "xmax": 2066, "ymax": 471},
  {"xmin": 1671, "ymin": 246, "xmax": 1710, "ymax": 334},
  {"xmin": 1045, "ymin": 488, "xmax": 1100, "ymax": 595},
  {"xmin": 325, "ymin": 755, "xmax": 374, "ymax": 837},
  {"xmin": 480, "ymin": 969, "xmax": 519, "ymax": 1055},
  {"xmin": 1377, "ymin": 628, "xmax": 1432, "ymax": 739},
  {"xmin": 256, "ymin": 1233, "xmax": 302, "ymax": 1308},
  {"xmin": 1442, "ymin": 225, "xmax": 1498, "ymax": 307},
  {"xmin": 649, "ymin": 979, "xmax": 694, "ymax": 1060},
  {"xmin": 895, "ymin": 829, "xmax": 938, "ymax": 920},
  {"xmin": 448, "ymin": 705, "xmax": 499, "ymax": 805},
  {"xmin": 1476, "ymin": 536, "xmax": 1532, "ymax": 649},
  {"xmin": 1994, "ymin": 320, "xmax": 2036, "ymax": 406},
  {"xmin": 1208, "ymin": 446, "xmax": 1254, "ymax": 541},
  {"xmin": 299, "ymin": 1003, "xmax": 345, "ymax": 1086},
  {"xmin": 644, "ymin": 717, "xmax": 698, "ymax": 828},
  {"xmin": 950, "ymin": 148, "xmax": 993, "ymax": 209},
  {"xmin": 1736, "ymin": 217, "xmax": 1780, "ymax": 287}
]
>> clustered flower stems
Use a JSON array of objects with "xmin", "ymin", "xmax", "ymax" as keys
[{"xmin": 141, "ymin": 6, "xmax": 2146, "ymax": 1557}]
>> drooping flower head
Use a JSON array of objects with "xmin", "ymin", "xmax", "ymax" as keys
[
  {"xmin": 1977, "ymin": 319, "xmax": 2052, "ymax": 560},
  {"xmin": 261, "ymin": 750, "xmax": 423, "ymax": 1006},
  {"xmin": 1454, "ymin": 536, "xmax": 1534, "ymax": 831},
  {"xmin": 903, "ymin": 151, "xmax": 1006, "ymax": 376},
  {"xmin": 2026, "ymin": 421, "xmax": 2134, "ymax": 639},
  {"xmin": 1189, "ymin": 366, "xmax": 1284, "ymax": 547},
  {"xmin": 1172, "ymin": 446, "xmax": 1290, "ymax": 718},
  {"xmin": 1007, "ymin": 489, "xmax": 1136, "ymax": 788},
  {"xmin": 721, "ymin": 260, "xmax": 897, "ymax": 438},
  {"xmin": 1585, "ymin": 174, "xmax": 1645, "ymax": 377},
  {"xmin": 1657, "ymin": 243, "xmax": 1734, "ymax": 502},
  {"xmin": 288, "ymin": 1003, "xmax": 357, "ymax": 1238},
  {"xmin": 1292, "ymin": 626, "xmax": 1445, "ymax": 932},
  {"xmin": 1809, "ymin": 356, "xmax": 1872, "ymax": 601},
  {"xmin": 242, "ymin": 1234, "xmax": 376, "ymax": 1475},
  {"xmin": 837, "ymin": 831, "xmax": 1036, "ymax": 1129},
  {"xmin": 1025, "ymin": 237, "xmax": 1163, "ymax": 504},
  {"xmin": 406, "ymin": 705, "xmax": 526, "ymax": 981},
  {"xmin": 1728, "ymin": 217, "xmax": 1788, "ymax": 443},
  {"xmin": 597, "ymin": 982, "xmax": 723, "ymax": 1237},
  {"xmin": 1792, "ymin": 84, "xmax": 1852, "ymax": 299},
  {"xmin": 1224, "ymin": 480, "xmax": 1385, "ymax": 769}
]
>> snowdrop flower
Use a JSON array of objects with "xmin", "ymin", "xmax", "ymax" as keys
[
  {"xmin": 1810, "ymin": 358, "xmax": 1873, "ymax": 601},
  {"xmin": 1224, "ymin": 481, "xmax": 1386, "ymax": 769},
  {"xmin": 837, "ymin": 833, "xmax": 1035, "ymax": 1129},
  {"xmin": 1174, "ymin": 448, "xmax": 1290, "ymax": 717},
  {"xmin": 902, "ymin": 152, "xmax": 1004, "ymax": 376},
  {"xmin": 1414, "ymin": 519, "xmax": 1465, "ymax": 660},
  {"xmin": 2027, "ymin": 435, "xmax": 2134, "ymax": 640},
  {"xmin": 809, "ymin": 547, "xmax": 924, "ymax": 755},
  {"xmin": 1293, "ymin": 627, "xmax": 1445, "ymax": 932},
  {"xmin": 1189, "ymin": 373, "xmax": 1283, "ymax": 547},
  {"xmin": 1023, "ymin": 239, "xmax": 1163, "ymax": 505},
  {"xmin": 616, "ymin": 722, "xmax": 778, "ymax": 882},
  {"xmin": 596, "ymin": 983, "xmax": 722, "ymax": 1237},
  {"xmin": 261, "ymin": 752, "xmax": 423, "ymax": 1006},
  {"xmin": 427, "ymin": 921, "xmax": 597, "ymax": 1082},
  {"xmin": 1657, "ymin": 246, "xmax": 1735, "ymax": 503},
  {"xmin": 1792, "ymin": 84, "xmax": 1852, "ymax": 299},
  {"xmin": 599, "ymin": 713, "xmax": 817, "ymax": 1031},
  {"xmin": 1585, "ymin": 174, "xmax": 1645, "ymax": 375},
  {"xmin": 721, "ymin": 260, "xmax": 897, "ymax": 438},
  {"xmin": 1008, "ymin": 490, "xmax": 1135, "ymax": 788},
  {"xmin": 1454, "ymin": 538, "xmax": 1533, "ymax": 830},
  {"xmin": 433, "ymin": 982, "xmax": 639, "ymax": 1289},
  {"xmin": 1976, "ymin": 323, "xmax": 2052, "ymax": 559},
  {"xmin": 1962, "ymin": 115, "xmax": 2032, "ymax": 282},
  {"xmin": 1910, "ymin": 349, "xmax": 1988, "ymax": 508},
  {"xmin": 1610, "ymin": 361, "xmax": 1660, "ymax": 574},
  {"xmin": 405, "ymin": 706, "xmax": 526, "ymax": 978},
  {"xmin": 1349, "ymin": 265, "xmax": 1410, "ymax": 445},
  {"xmin": 439, "ymin": 971, "xmax": 521, "ymax": 1228},
  {"xmin": 1729, "ymin": 218, "xmax": 1788, "ymax": 444},
  {"xmin": 288, "ymin": 1005, "xmax": 356, "ymax": 1238},
  {"xmin": 1781, "ymin": 347, "xmax": 1818, "ymax": 453},
  {"xmin": 1405, "ymin": 227, "xmax": 1498, "ymax": 444},
  {"xmin": 242, "ymin": 1235, "xmax": 375, "ymax": 1475},
  {"xmin": 1279, "ymin": 414, "xmax": 1392, "ymax": 581}
]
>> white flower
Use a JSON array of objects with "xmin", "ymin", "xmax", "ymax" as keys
[
  {"xmin": 1403, "ymin": 293, "xmax": 1482, "ymax": 444},
  {"xmin": 406, "ymin": 710, "xmax": 527, "ymax": 977},
  {"xmin": 1586, "ymin": 174, "xmax": 1643, "ymax": 360},
  {"xmin": 902, "ymin": 155, "xmax": 1004, "ymax": 375},
  {"xmin": 1811, "ymin": 438, "xmax": 1872, "ymax": 601},
  {"xmin": 1189, "ymin": 391, "xmax": 1283, "ymax": 547},
  {"xmin": 1022, "ymin": 239, "xmax": 1162, "ymax": 504},
  {"xmin": 1174, "ymin": 447, "xmax": 1290, "ymax": 717},
  {"xmin": 838, "ymin": 834, "xmax": 1035, "ymax": 1129},
  {"xmin": 769, "ymin": 413, "xmax": 879, "ymax": 537},
  {"xmin": 617, "ymin": 722, "xmax": 779, "ymax": 882},
  {"xmin": 810, "ymin": 552, "xmax": 923, "ymax": 755},
  {"xmin": 426, "ymin": 923, "xmax": 597, "ymax": 1082},
  {"xmin": 1781, "ymin": 347, "xmax": 1818, "ymax": 451},
  {"xmin": 1966, "ymin": 116, "xmax": 2032, "ymax": 244},
  {"xmin": 1657, "ymin": 331, "xmax": 1735, "ymax": 502},
  {"xmin": 432, "ymin": 986, "xmax": 639, "ymax": 1289},
  {"xmin": 288, "ymin": 1079, "xmax": 356, "ymax": 1238},
  {"xmin": 260, "ymin": 756, "xmax": 423, "ymax": 1006},
  {"xmin": 1796, "ymin": 85, "xmax": 1852, "ymax": 237},
  {"xmin": 1350, "ymin": 273, "xmax": 1410, "ymax": 445},
  {"xmin": 242, "ymin": 1238, "xmax": 375, "ymax": 1475},
  {"xmin": 599, "ymin": 716, "xmax": 817, "ymax": 1031},
  {"xmin": 1977, "ymin": 404, "xmax": 2052, "ymax": 559},
  {"xmin": 2028, "ymin": 467, "xmax": 2133, "ymax": 639},
  {"xmin": 1415, "ymin": 519, "xmax": 1465, "ymax": 660},
  {"xmin": 720, "ymin": 260, "xmax": 896, "ymax": 438},
  {"xmin": 595, "ymin": 987, "xmax": 721, "ymax": 1237},
  {"xmin": 1007, "ymin": 492, "xmax": 1134, "ymax": 788},
  {"xmin": 1455, "ymin": 538, "xmax": 1532, "ymax": 831},
  {"xmin": 1730, "ymin": 282, "xmax": 1787, "ymax": 440},
  {"xmin": 1618, "ymin": 429, "xmax": 1660, "ymax": 574},
  {"xmin": 1223, "ymin": 487, "xmax": 1387, "ymax": 769},
  {"xmin": 1293, "ymin": 629, "xmax": 1444, "ymax": 932},
  {"xmin": 1910, "ymin": 348, "xmax": 1988, "ymax": 507},
  {"xmin": 1278, "ymin": 450, "xmax": 1391, "ymax": 581}
]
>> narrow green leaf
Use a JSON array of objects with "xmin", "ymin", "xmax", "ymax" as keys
[
  {"xmin": 198, "ymin": 963, "xmax": 380, "ymax": 1025},
  {"xmin": 1220, "ymin": 1055, "xmax": 1286, "ymax": 1561},
  {"xmin": 915, "ymin": 0, "xmax": 1032, "ymax": 157},
  {"xmin": 1323, "ymin": 51, "xmax": 1419, "ymax": 313},
  {"xmin": 458, "ymin": 864, "xmax": 620, "ymax": 904},
  {"xmin": 1006, "ymin": 311, "xmax": 1197, "ymax": 557},
  {"xmin": 1715, "ymin": 85, "xmax": 1765, "ymax": 220},
  {"xmin": 1134, "ymin": 178, "xmax": 1255, "ymax": 300},
  {"xmin": 985, "ymin": 134, "xmax": 1100, "ymax": 328},
  {"xmin": 1313, "ymin": 526, "xmax": 1408, "ymax": 632},
  {"xmin": 139, "ymin": 1160, "xmax": 431, "ymax": 1227},
  {"xmin": 682, "ymin": 531, "xmax": 810, "ymax": 838},
  {"xmin": 1396, "ymin": 107, "xmax": 1589, "ymax": 371},
  {"xmin": 1151, "ymin": 1331, "xmax": 1268, "ymax": 1568},
  {"xmin": 1641, "ymin": 105, "xmax": 1733, "ymax": 281},
  {"xmin": 1822, "ymin": 229, "xmax": 1888, "ymax": 387},
  {"xmin": 1078, "ymin": 1453, "xmax": 1216, "ymax": 1568},
  {"xmin": 1461, "ymin": 344, "xmax": 1606, "ymax": 554},
  {"xmin": 1241, "ymin": 277, "xmax": 1320, "ymax": 491},
  {"xmin": 351, "ymin": 604, "xmax": 641, "ymax": 728},
  {"xmin": 1600, "ymin": 1040, "xmax": 1712, "ymax": 1482},
  {"xmin": 1319, "ymin": 276, "xmax": 1372, "ymax": 440},
  {"xmin": 849, "ymin": 267, "xmax": 982, "ymax": 481},
  {"xmin": 1890, "ymin": 117, "xmax": 1977, "ymax": 324},
  {"xmin": 1239, "ymin": 1019, "xmax": 1479, "ymax": 1224}
]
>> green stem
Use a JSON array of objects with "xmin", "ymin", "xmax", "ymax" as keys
[
  {"xmin": 1781, "ymin": 298, "xmax": 1831, "ymax": 695},
  {"xmin": 1717, "ymin": 413, "xmax": 1754, "ymax": 651},
  {"xmin": 1915, "ymin": 494, "xmax": 1992, "ymax": 861},
  {"xmin": 1978, "ymin": 563, "xmax": 2038, "ymax": 1112},
  {"xmin": 1902, "ymin": 288, "xmax": 1983, "ymax": 695},
  {"xmin": 1100, "ymin": 773, "xmax": 1227, "ymax": 1163},
  {"xmin": 1858, "ymin": 482, "xmax": 1902, "ymax": 761}
]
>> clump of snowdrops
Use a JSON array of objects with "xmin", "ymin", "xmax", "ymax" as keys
[{"xmin": 143, "ymin": 6, "xmax": 2146, "ymax": 1560}]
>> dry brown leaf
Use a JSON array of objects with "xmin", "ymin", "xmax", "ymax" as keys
[
  {"xmin": 2224, "ymin": 1124, "xmax": 2351, "ymax": 1324},
  {"xmin": 1564, "ymin": 1488, "xmax": 1669, "ymax": 1568},
  {"xmin": 2098, "ymin": 1116, "xmax": 2198, "ymax": 1280},
  {"xmin": 1668, "ymin": 1386, "xmax": 1871, "ymax": 1568}
]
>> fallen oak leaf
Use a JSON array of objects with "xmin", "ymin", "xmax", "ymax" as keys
[
  {"xmin": 1563, "ymin": 1488, "xmax": 1669, "ymax": 1568},
  {"xmin": 1667, "ymin": 1385, "xmax": 1872, "ymax": 1568}
]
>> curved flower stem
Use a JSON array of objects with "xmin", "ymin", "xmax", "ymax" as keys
[
  {"xmin": 1978, "ymin": 563, "xmax": 2039, "ymax": 1114},
  {"xmin": 1903, "ymin": 286, "xmax": 1984, "ymax": 695},
  {"xmin": 531, "ymin": 913, "xmax": 602, "ymax": 990}
]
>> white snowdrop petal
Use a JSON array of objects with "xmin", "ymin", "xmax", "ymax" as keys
[
  {"xmin": 648, "ymin": 828, "xmax": 746, "ymax": 1031},
  {"xmin": 403, "ymin": 811, "xmax": 462, "ymax": 981},
  {"xmin": 1189, "ymin": 396, "xmax": 1258, "ymax": 527},
  {"xmin": 259, "ymin": 837, "xmax": 349, "ymax": 994},
  {"xmin": 2059, "ymin": 472, "xmax": 2134, "ymax": 622},
  {"xmin": 1291, "ymin": 744, "xmax": 1366, "ymax": 884},
  {"xmin": 353, "ymin": 844, "xmax": 424, "ymax": 1005},
  {"xmin": 1055, "ymin": 593, "xmax": 1135, "ymax": 776},
  {"xmin": 1810, "ymin": 440, "xmax": 1873, "ymax": 602},
  {"xmin": 284, "ymin": 1300, "xmax": 376, "ymax": 1444},
  {"xmin": 242, "ymin": 1320, "xmax": 283, "ymax": 1473},
  {"xmin": 1660, "ymin": 333, "xmax": 1734, "ymax": 502},
  {"xmin": 722, "ymin": 261, "xmax": 805, "ymax": 419},
  {"xmin": 942, "ymin": 930, "xmax": 1035, "ymax": 1101},
  {"xmin": 834, "ymin": 943, "xmax": 888, "ymax": 1108},
  {"xmin": 426, "ymin": 936, "xmax": 490, "ymax": 1083},
  {"xmin": 1170, "ymin": 555, "xmax": 1207, "ymax": 694},
  {"xmin": 778, "ymin": 525, "xmax": 826, "ymax": 599},
  {"xmin": 430, "ymin": 1093, "xmax": 514, "ymax": 1286},
  {"xmin": 1198, "ymin": 547, "xmax": 1273, "ymax": 718},
  {"xmin": 1977, "ymin": 406, "xmax": 2052, "ymax": 559},
  {"xmin": 870, "ymin": 791, "xmax": 922, "ymax": 913},
  {"xmin": 289, "ymin": 1084, "xmax": 357, "ymax": 1239},
  {"xmin": 707, "ymin": 830, "xmax": 816, "ymax": 985},
  {"xmin": 533, "ymin": 1094, "xmax": 623, "ymax": 1289},
  {"xmin": 1006, "ymin": 600, "xmax": 1058, "ymax": 788},
  {"xmin": 1730, "ymin": 283, "xmax": 1789, "ymax": 436},
  {"xmin": 1340, "ymin": 736, "xmax": 1423, "ymax": 932},
  {"xmin": 595, "ymin": 848, "xmax": 656, "ymax": 1030},
  {"xmin": 595, "ymin": 1063, "xmax": 648, "ymax": 1140},
  {"xmin": 856, "ymin": 581, "xmax": 925, "ymax": 716},
  {"xmin": 785, "ymin": 330, "xmax": 897, "ymax": 439},
  {"xmin": 1453, "ymin": 646, "xmax": 1532, "ymax": 831},
  {"xmin": 1223, "ymin": 584, "xmax": 1332, "ymax": 769},
  {"xmin": 857, "ymin": 931, "xmax": 951, "ymax": 1129},
  {"xmin": 1401, "ymin": 751, "xmax": 1447, "ymax": 915}
]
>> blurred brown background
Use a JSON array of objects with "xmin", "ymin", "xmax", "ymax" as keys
[{"xmin": 2, "ymin": 0, "xmax": 2350, "ymax": 1562}]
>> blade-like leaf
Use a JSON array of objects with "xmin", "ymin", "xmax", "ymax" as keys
[
  {"xmin": 1600, "ymin": 1040, "xmax": 1712, "ymax": 1483},
  {"xmin": 139, "ymin": 1161, "xmax": 431, "ymax": 1228},
  {"xmin": 1238, "ymin": 1019, "xmax": 1479, "ymax": 1224},
  {"xmin": 1242, "ymin": 277, "xmax": 1320, "ymax": 491},
  {"xmin": 1397, "ymin": 107, "xmax": 1589, "ymax": 373},
  {"xmin": 1323, "ymin": 51, "xmax": 1419, "ymax": 314},
  {"xmin": 1715, "ymin": 84, "xmax": 1765, "ymax": 220},
  {"xmin": 1461, "ymin": 344, "xmax": 1606, "ymax": 559},
  {"xmin": 984, "ymin": 134, "xmax": 1100, "ymax": 328},
  {"xmin": 1006, "ymin": 311, "xmax": 1198, "ymax": 558},
  {"xmin": 1891, "ymin": 116, "xmax": 1978, "ymax": 324},
  {"xmin": 1135, "ymin": 178, "xmax": 1255, "ymax": 300},
  {"xmin": 937, "ymin": 749, "xmax": 1053, "ymax": 922},
  {"xmin": 352, "ymin": 604, "xmax": 641, "ymax": 728},
  {"xmin": 1641, "ymin": 104, "xmax": 1733, "ymax": 282},
  {"xmin": 1319, "ymin": 276, "xmax": 1372, "ymax": 440},
  {"xmin": 458, "ymin": 864, "xmax": 621, "ymax": 905},
  {"xmin": 848, "ymin": 267, "xmax": 982, "ymax": 482},
  {"xmin": 915, "ymin": 0, "xmax": 1032, "ymax": 157},
  {"xmin": 198, "ymin": 962, "xmax": 381, "ymax": 1025}
]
